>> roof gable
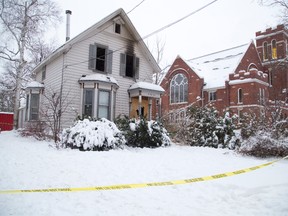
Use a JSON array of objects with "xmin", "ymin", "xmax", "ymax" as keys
[{"xmin": 33, "ymin": 8, "xmax": 160, "ymax": 74}]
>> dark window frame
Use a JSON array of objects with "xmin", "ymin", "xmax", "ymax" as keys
[
  {"xmin": 115, "ymin": 23, "xmax": 121, "ymax": 34},
  {"xmin": 89, "ymin": 44, "xmax": 113, "ymax": 74},
  {"xmin": 209, "ymin": 91, "xmax": 217, "ymax": 101},
  {"xmin": 83, "ymin": 88, "xmax": 94, "ymax": 118},
  {"xmin": 120, "ymin": 53, "xmax": 139, "ymax": 79},
  {"xmin": 238, "ymin": 88, "xmax": 243, "ymax": 104}
]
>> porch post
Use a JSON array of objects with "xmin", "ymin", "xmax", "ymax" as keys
[
  {"xmin": 138, "ymin": 90, "xmax": 142, "ymax": 117},
  {"xmin": 158, "ymin": 97, "xmax": 162, "ymax": 118},
  {"xmin": 148, "ymin": 98, "xmax": 152, "ymax": 120},
  {"xmin": 128, "ymin": 92, "xmax": 132, "ymax": 118}
]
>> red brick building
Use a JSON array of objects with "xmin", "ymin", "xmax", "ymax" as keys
[{"xmin": 160, "ymin": 25, "xmax": 288, "ymax": 121}]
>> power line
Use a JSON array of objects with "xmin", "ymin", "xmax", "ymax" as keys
[
  {"xmin": 127, "ymin": 0, "xmax": 146, "ymax": 14},
  {"xmin": 69, "ymin": 0, "xmax": 146, "ymax": 47},
  {"xmin": 66, "ymin": 0, "xmax": 219, "ymax": 69},
  {"xmin": 142, "ymin": 0, "xmax": 219, "ymax": 40}
]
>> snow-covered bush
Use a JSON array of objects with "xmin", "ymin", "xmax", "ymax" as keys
[
  {"xmin": 238, "ymin": 113, "xmax": 288, "ymax": 157},
  {"xmin": 238, "ymin": 131, "xmax": 288, "ymax": 158},
  {"xmin": 186, "ymin": 105, "xmax": 239, "ymax": 149},
  {"xmin": 240, "ymin": 112, "xmax": 260, "ymax": 139},
  {"xmin": 61, "ymin": 118, "xmax": 126, "ymax": 151},
  {"xmin": 186, "ymin": 105, "xmax": 218, "ymax": 147},
  {"xmin": 115, "ymin": 115, "xmax": 171, "ymax": 148}
]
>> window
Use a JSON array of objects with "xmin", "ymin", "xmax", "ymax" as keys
[
  {"xmin": 263, "ymin": 42, "xmax": 268, "ymax": 61},
  {"xmin": 88, "ymin": 44, "xmax": 113, "ymax": 73},
  {"xmin": 272, "ymin": 40, "xmax": 277, "ymax": 59},
  {"xmin": 83, "ymin": 89, "xmax": 94, "ymax": 117},
  {"xmin": 248, "ymin": 63, "xmax": 258, "ymax": 71},
  {"xmin": 170, "ymin": 73, "xmax": 188, "ymax": 104},
  {"xmin": 209, "ymin": 91, "xmax": 217, "ymax": 101},
  {"xmin": 30, "ymin": 94, "xmax": 40, "ymax": 120},
  {"xmin": 268, "ymin": 70, "xmax": 273, "ymax": 86},
  {"xmin": 41, "ymin": 65, "xmax": 46, "ymax": 81},
  {"xmin": 25, "ymin": 94, "xmax": 29, "ymax": 121},
  {"xmin": 115, "ymin": 23, "xmax": 121, "ymax": 34},
  {"xmin": 259, "ymin": 88, "xmax": 265, "ymax": 105},
  {"xmin": 98, "ymin": 90, "xmax": 110, "ymax": 119},
  {"xmin": 238, "ymin": 88, "xmax": 243, "ymax": 103},
  {"xmin": 120, "ymin": 53, "xmax": 139, "ymax": 78}
]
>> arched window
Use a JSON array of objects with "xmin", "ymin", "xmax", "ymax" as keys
[
  {"xmin": 248, "ymin": 63, "xmax": 258, "ymax": 71},
  {"xmin": 238, "ymin": 88, "xmax": 243, "ymax": 104},
  {"xmin": 170, "ymin": 73, "xmax": 188, "ymax": 104},
  {"xmin": 263, "ymin": 42, "xmax": 268, "ymax": 61},
  {"xmin": 272, "ymin": 40, "xmax": 277, "ymax": 59}
]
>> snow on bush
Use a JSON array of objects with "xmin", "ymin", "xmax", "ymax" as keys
[
  {"xmin": 186, "ymin": 105, "xmax": 239, "ymax": 149},
  {"xmin": 61, "ymin": 118, "xmax": 126, "ymax": 151},
  {"xmin": 115, "ymin": 115, "xmax": 171, "ymax": 148},
  {"xmin": 238, "ymin": 131, "xmax": 288, "ymax": 158}
]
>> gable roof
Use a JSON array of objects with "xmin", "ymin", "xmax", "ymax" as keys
[
  {"xmin": 186, "ymin": 43, "xmax": 251, "ymax": 89},
  {"xmin": 33, "ymin": 8, "xmax": 160, "ymax": 74}
]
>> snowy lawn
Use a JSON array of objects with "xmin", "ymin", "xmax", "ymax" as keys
[{"xmin": 0, "ymin": 130, "xmax": 287, "ymax": 216}]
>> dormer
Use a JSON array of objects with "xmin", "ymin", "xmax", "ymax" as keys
[{"xmin": 113, "ymin": 17, "xmax": 125, "ymax": 35}]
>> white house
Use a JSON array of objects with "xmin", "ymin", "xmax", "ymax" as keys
[{"xmin": 23, "ymin": 8, "xmax": 164, "ymax": 129}]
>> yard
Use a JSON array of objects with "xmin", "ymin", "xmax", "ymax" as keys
[{"xmin": 0, "ymin": 130, "xmax": 287, "ymax": 216}]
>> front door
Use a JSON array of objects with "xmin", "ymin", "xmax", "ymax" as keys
[{"xmin": 130, "ymin": 96, "xmax": 149, "ymax": 118}]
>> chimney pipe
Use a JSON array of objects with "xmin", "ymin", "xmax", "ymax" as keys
[{"xmin": 65, "ymin": 10, "xmax": 72, "ymax": 41}]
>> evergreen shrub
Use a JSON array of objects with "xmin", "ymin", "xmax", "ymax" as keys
[{"xmin": 115, "ymin": 115, "xmax": 171, "ymax": 148}]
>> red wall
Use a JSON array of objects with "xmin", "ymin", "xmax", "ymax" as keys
[{"xmin": 0, "ymin": 113, "xmax": 14, "ymax": 131}]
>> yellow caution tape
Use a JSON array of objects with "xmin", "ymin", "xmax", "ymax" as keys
[{"xmin": 0, "ymin": 156, "xmax": 287, "ymax": 194}]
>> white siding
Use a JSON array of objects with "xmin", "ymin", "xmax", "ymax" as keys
[{"xmin": 38, "ymin": 19, "xmax": 155, "ymax": 129}]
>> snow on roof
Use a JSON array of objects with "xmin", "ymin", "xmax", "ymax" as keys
[
  {"xmin": 26, "ymin": 81, "xmax": 44, "ymax": 88},
  {"xmin": 129, "ymin": 81, "xmax": 164, "ymax": 92},
  {"xmin": 79, "ymin": 74, "xmax": 118, "ymax": 86},
  {"xmin": 186, "ymin": 43, "xmax": 250, "ymax": 89}
]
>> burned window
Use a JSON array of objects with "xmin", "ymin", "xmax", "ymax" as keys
[
  {"xmin": 96, "ymin": 47, "xmax": 106, "ymax": 71},
  {"xmin": 120, "ymin": 53, "xmax": 139, "ymax": 79}
]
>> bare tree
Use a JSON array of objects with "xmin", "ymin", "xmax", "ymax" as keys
[
  {"xmin": 146, "ymin": 37, "xmax": 169, "ymax": 84},
  {"xmin": 0, "ymin": 0, "xmax": 61, "ymax": 128},
  {"xmin": 258, "ymin": 0, "xmax": 288, "ymax": 24},
  {"xmin": 41, "ymin": 88, "xmax": 70, "ymax": 143}
]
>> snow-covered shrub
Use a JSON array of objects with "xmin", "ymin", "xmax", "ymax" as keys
[
  {"xmin": 186, "ymin": 106, "xmax": 218, "ymax": 147},
  {"xmin": 238, "ymin": 131, "xmax": 288, "ymax": 158},
  {"xmin": 186, "ymin": 105, "xmax": 238, "ymax": 149},
  {"xmin": 216, "ymin": 112, "xmax": 240, "ymax": 149},
  {"xmin": 61, "ymin": 118, "xmax": 126, "ymax": 151},
  {"xmin": 271, "ymin": 119, "xmax": 288, "ymax": 139},
  {"xmin": 240, "ymin": 112, "xmax": 260, "ymax": 139},
  {"xmin": 115, "ymin": 115, "xmax": 171, "ymax": 148}
]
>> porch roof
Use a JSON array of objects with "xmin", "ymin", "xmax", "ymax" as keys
[{"xmin": 128, "ymin": 81, "xmax": 164, "ymax": 98}]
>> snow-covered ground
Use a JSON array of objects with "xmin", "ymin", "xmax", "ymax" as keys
[{"xmin": 0, "ymin": 130, "xmax": 287, "ymax": 216}]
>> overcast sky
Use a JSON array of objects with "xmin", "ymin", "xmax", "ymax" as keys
[
  {"xmin": 54, "ymin": 0, "xmax": 282, "ymax": 68},
  {"xmin": 3, "ymin": 0, "xmax": 281, "ymax": 73}
]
